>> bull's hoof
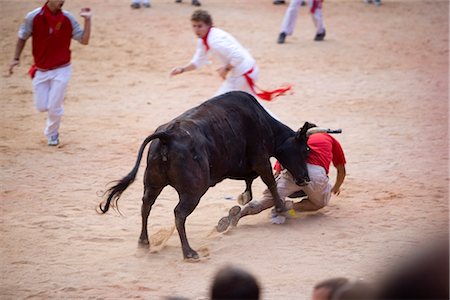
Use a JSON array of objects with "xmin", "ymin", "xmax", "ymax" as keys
[
  {"xmin": 237, "ymin": 192, "xmax": 251, "ymax": 205},
  {"xmin": 184, "ymin": 250, "xmax": 199, "ymax": 260},
  {"xmin": 138, "ymin": 238, "xmax": 150, "ymax": 247}
]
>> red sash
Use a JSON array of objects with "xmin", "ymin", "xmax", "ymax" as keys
[{"xmin": 243, "ymin": 68, "xmax": 292, "ymax": 101}]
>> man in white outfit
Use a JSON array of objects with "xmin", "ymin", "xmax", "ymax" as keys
[
  {"xmin": 9, "ymin": 0, "xmax": 91, "ymax": 146},
  {"xmin": 277, "ymin": 0, "xmax": 326, "ymax": 44},
  {"xmin": 170, "ymin": 10, "xmax": 291, "ymax": 105}
]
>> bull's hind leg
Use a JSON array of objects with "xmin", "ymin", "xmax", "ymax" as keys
[
  {"xmin": 174, "ymin": 193, "xmax": 202, "ymax": 260},
  {"xmin": 139, "ymin": 186, "xmax": 163, "ymax": 246}
]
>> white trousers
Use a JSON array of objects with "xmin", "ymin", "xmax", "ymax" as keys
[
  {"xmin": 257, "ymin": 163, "xmax": 332, "ymax": 209},
  {"xmin": 280, "ymin": 0, "xmax": 325, "ymax": 35},
  {"xmin": 32, "ymin": 65, "xmax": 72, "ymax": 138},
  {"xmin": 214, "ymin": 66, "xmax": 280, "ymax": 121}
]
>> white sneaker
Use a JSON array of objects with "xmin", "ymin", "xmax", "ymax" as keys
[{"xmin": 48, "ymin": 134, "xmax": 59, "ymax": 146}]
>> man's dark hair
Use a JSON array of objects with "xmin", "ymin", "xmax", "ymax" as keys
[
  {"xmin": 191, "ymin": 9, "xmax": 213, "ymax": 26},
  {"xmin": 211, "ymin": 266, "xmax": 260, "ymax": 300}
]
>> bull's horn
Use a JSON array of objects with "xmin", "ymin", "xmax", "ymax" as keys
[{"xmin": 306, "ymin": 127, "xmax": 342, "ymax": 137}]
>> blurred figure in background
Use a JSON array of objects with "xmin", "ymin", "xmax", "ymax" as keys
[
  {"xmin": 130, "ymin": 0, "xmax": 151, "ymax": 9},
  {"xmin": 364, "ymin": 0, "xmax": 382, "ymax": 7},
  {"xmin": 277, "ymin": 0, "xmax": 326, "ymax": 43},
  {"xmin": 211, "ymin": 265, "xmax": 260, "ymax": 300}
]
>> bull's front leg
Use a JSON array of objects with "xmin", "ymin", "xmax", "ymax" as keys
[
  {"xmin": 237, "ymin": 177, "xmax": 254, "ymax": 205},
  {"xmin": 257, "ymin": 163, "xmax": 286, "ymax": 213}
]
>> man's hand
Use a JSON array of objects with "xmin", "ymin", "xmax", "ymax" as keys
[
  {"xmin": 170, "ymin": 67, "xmax": 184, "ymax": 76},
  {"xmin": 80, "ymin": 8, "xmax": 92, "ymax": 19},
  {"xmin": 331, "ymin": 186, "xmax": 341, "ymax": 196},
  {"xmin": 217, "ymin": 65, "xmax": 231, "ymax": 80},
  {"xmin": 9, "ymin": 59, "xmax": 19, "ymax": 75}
]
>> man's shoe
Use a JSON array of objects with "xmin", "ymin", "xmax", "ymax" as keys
[
  {"xmin": 48, "ymin": 134, "xmax": 59, "ymax": 146},
  {"xmin": 301, "ymin": 0, "xmax": 306, "ymax": 6},
  {"xmin": 273, "ymin": 0, "xmax": 286, "ymax": 4},
  {"xmin": 277, "ymin": 32, "xmax": 286, "ymax": 44},
  {"xmin": 175, "ymin": 0, "xmax": 182, "ymax": 2},
  {"xmin": 364, "ymin": 0, "xmax": 373, "ymax": 3},
  {"xmin": 130, "ymin": 2, "xmax": 141, "ymax": 9},
  {"xmin": 192, "ymin": 0, "xmax": 201, "ymax": 6},
  {"xmin": 314, "ymin": 30, "xmax": 326, "ymax": 41},
  {"xmin": 143, "ymin": 2, "xmax": 151, "ymax": 7}
]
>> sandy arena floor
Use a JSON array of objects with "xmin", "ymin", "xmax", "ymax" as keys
[{"xmin": 1, "ymin": 0, "xmax": 448, "ymax": 299}]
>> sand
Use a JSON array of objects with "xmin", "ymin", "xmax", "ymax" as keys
[{"xmin": 1, "ymin": 0, "xmax": 448, "ymax": 299}]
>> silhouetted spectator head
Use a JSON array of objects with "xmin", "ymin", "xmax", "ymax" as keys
[
  {"xmin": 312, "ymin": 277, "xmax": 349, "ymax": 300},
  {"xmin": 210, "ymin": 265, "xmax": 260, "ymax": 300},
  {"xmin": 331, "ymin": 281, "xmax": 374, "ymax": 300},
  {"xmin": 375, "ymin": 239, "xmax": 449, "ymax": 299}
]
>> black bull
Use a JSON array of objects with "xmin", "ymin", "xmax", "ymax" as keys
[{"xmin": 100, "ymin": 91, "xmax": 311, "ymax": 259}]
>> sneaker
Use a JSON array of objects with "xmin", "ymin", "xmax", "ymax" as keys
[
  {"xmin": 300, "ymin": 0, "xmax": 306, "ymax": 6},
  {"xmin": 216, "ymin": 206, "xmax": 241, "ymax": 233},
  {"xmin": 192, "ymin": 0, "xmax": 201, "ymax": 6},
  {"xmin": 143, "ymin": 2, "xmax": 151, "ymax": 7},
  {"xmin": 374, "ymin": 0, "xmax": 381, "ymax": 6},
  {"xmin": 47, "ymin": 134, "xmax": 59, "ymax": 146},
  {"xmin": 277, "ymin": 32, "xmax": 286, "ymax": 44},
  {"xmin": 273, "ymin": 0, "xmax": 286, "ymax": 4},
  {"xmin": 364, "ymin": 0, "xmax": 373, "ymax": 3},
  {"xmin": 130, "ymin": 2, "xmax": 141, "ymax": 9},
  {"xmin": 314, "ymin": 29, "xmax": 326, "ymax": 41}
]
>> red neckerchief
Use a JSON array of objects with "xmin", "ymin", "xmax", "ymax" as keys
[
  {"xmin": 201, "ymin": 26, "xmax": 213, "ymax": 52},
  {"xmin": 243, "ymin": 68, "xmax": 293, "ymax": 101},
  {"xmin": 41, "ymin": 1, "xmax": 65, "ymax": 34}
]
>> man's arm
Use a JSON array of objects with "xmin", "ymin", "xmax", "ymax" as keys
[
  {"xmin": 170, "ymin": 62, "xmax": 196, "ymax": 76},
  {"xmin": 331, "ymin": 164, "xmax": 346, "ymax": 195},
  {"xmin": 79, "ymin": 8, "xmax": 92, "ymax": 45},
  {"xmin": 9, "ymin": 38, "xmax": 27, "ymax": 75}
]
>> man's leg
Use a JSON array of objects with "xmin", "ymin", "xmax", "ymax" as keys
[
  {"xmin": 45, "ymin": 66, "xmax": 72, "ymax": 142},
  {"xmin": 32, "ymin": 71, "xmax": 51, "ymax": 140},
  {"xmin": 279, "ymin": 0, "xmax": 303, "ymax": 37},
  {"xmin": 217, "ymin": 171, "xmax": 301, "ymax": 232}
]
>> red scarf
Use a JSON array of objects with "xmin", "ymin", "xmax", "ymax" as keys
[
  {"xmin": 201, "ymin": 26, "xmax": 212, "ymax": 51},
  {"xmin": 243, "ymin": 68, "xmax": 292, "ymax": 101},
  {"xmin": 42, "ymin": 2, "xmax": 65, "ymax": 35}
]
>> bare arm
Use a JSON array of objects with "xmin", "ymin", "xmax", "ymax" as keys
[
  {"xmin": 170, "ymin": 62, "xmax": 197, "ymax": 76},
  {"xmin": 331, "ymin": 164, "xmax": 346, "ymax": 195},
  {"xmin": 9, "ymin": 38, "xmax": 27, "ymax": 75},
  {"xmin": 79, "ymin": 9, "xmax": 92, "ymax": 45}
]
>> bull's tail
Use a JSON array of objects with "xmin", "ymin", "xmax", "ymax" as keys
[{"xmin": 99, "ymin": 132, "xmax": 170, "ymax": 213}]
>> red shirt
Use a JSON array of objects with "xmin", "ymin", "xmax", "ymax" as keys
[
  {"xmin": 32, "ymin": 5, "xmax": 73, "ymax": 69},
  {"xmin": 307, "ymin": 133, "xmax": 346, "ymax": 174},
  {"xmin": 274, "ymin": 133, "xmax": 346, "ymax": 175}
]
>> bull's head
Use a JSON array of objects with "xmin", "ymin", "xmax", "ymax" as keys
[{"xmin": 276, "ymin": 121, "xmax": 316, "ymax": 186}]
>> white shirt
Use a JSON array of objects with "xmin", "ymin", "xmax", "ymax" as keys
[{"xmin": 190, "ymin": 27, "xmax": 255, "ymax": 77}]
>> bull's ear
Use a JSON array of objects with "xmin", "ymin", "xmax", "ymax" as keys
[{"xmin": 295, "ymin": 122, "xmax": 311, "ymax": 141}]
